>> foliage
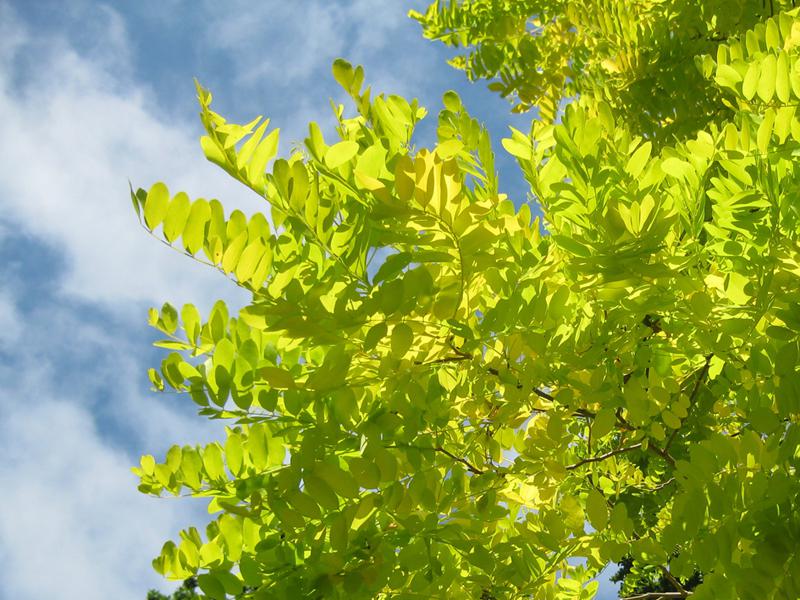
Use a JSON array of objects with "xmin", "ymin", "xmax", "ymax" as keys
[
  {"xmin": 412, "ymin": 0, "xmax": 799, "ymax": 141},
  {"xmin": 148, "ymin": 578, "xmax": 199, "ymax": 600},
  {"xmin": 147, "ymin": 578, "xmax": 252, "ymax": 599},
  {"xmin": 609, "ymin": 555, "xmax": 702, "ymax": 597},
  {"xmin": 132, "ymin": 5, "xmax": 800, "ymax": 600}
]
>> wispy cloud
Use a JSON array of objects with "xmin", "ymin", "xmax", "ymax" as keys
[
  {"xmin": 0, "ymin": 224, "xmax": 220, "ymax": 598},
  {"xmin": 0, "ymin": 3, "xmax": 258, "ymax": 313},
  {"xmin": 0, "ymin": 396, "xmax": 208, "ymax": 599},
  {"xmin": 0, "ymin": 5, "xmax": 246, "ymax": 598},
  {"xmin": 197, "ymin": 0, "xmax": 465, "ymax": 147},
  {"xmin": 0, "ymin": 2, "xmax": 549, "ymax": 599}
]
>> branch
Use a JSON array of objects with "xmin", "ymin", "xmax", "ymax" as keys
[
  {"xmin": 434, "ymin": 446, "xmax": 485, "ymax": 475},
  {"xmin": 566, "ymin": 443, "xmax": 643, "ymax": 470},
  {"xmin": 647, "ymin": 443, "xmax": 676, "ymax": 466},
  {"xmin": 660, "ymin": 566, "xmax": 689, "ymax": 596},
  {"xmin": 415, "ymin": 354, "xmax": 472, "ymax": 367},
  {"xmin": 485, "ymin": 366, "xmax": 554, "ymax": 402},
  {"xmin": 665, "ymin": 354, "xmax": 712, "ymax": 451},
  {"xmin": 622, "ymin": 593, "xmax": 690, "ymax": 600}
]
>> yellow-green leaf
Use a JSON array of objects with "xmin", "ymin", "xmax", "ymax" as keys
[
  {"xmin": 235, "ymin": 240, "xmax": 265, "ymax": 283},
  {"xmin": 625, "ymin": 141, "xmax": 651, "ymax": 179},
  {"xmin": 259, "ymin": 366, "xmax": 295, "ymax": 389},
  {"xmin": 757, "ymin": 53, "xmax": 777, "ymax": 102},
  {"xmin": 776, "ymin": 51, "xmax": 791, "ymax": 103},
  {"xmin": 144, "ymin": 182, "xmax": 170, "ymax": 230},
  {"xmin": 325, "ymin": 141, "xmax": 359, "ymax": 169},
  {"xmin": 587, "ymin": 488, "xmax": 609, "ymax": 531},
  {"xmin": 743, "ymin": 61, "xmax": 760, "ymax": 100},
  {"xmin": 390, "ymin": 323, "xmax": 413, "ymax": 357},
  {"xmin": 591, "ymin": 408, "xmax": 616, "ymax": 440},
  {"xmin": 246, "ymin": 128, "xmax": 280, "ymax": 184},
  {"xmin": 163, "ymin": 192, "xmax": 191, "ymax": 242}
]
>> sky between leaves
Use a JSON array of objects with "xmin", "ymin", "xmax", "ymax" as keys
[{"xmin": 0, "ymin": 1, "xmax": 617, "ymax": 598}]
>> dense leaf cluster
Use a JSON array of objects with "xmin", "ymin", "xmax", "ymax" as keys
[
  {"xmin": 132, "ymin": 5, "xmax": 800, "ymax": 600},
  {"xmin": 413, "ymin": 0, "xmax": 799, "ymax": 141}
]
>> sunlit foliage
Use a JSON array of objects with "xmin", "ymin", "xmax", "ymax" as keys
[{"xmin": 133, "ymin": 6, "xmax": 800, "ymax": 599}]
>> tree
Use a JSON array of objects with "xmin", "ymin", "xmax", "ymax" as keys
[
  {"xmin": 147, "ymin": 578, "xmax": 199, "ymax": 600},
  {"xmin": 411, "ymin": 0, "xmax": 797, "ymax": 141},
  {"xmin": 147, "ymin": 577, "xmax": 253, "ymax": 599},
  {"xmin": 132, "ymin": 3, "xmax": 800, "ymax": 599}
]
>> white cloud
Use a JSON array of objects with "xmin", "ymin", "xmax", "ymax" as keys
[
  {"xmin": 0, "ymin": 269, "xmax": 221, "ymax": 599},
  {"xmin": 0, "ymin": 288, "xmax": 22, "ymax": 345},
  {"xmin": 203, "ymin": 0, "xmax": 452, "ymax": 104},
  {"xmin": 0, "ymin": 2, "xmax": 569, "ymax": 599},
  {"xmin": 0, "ymin": 6, "xmax": 241, "ymax": 598},
  {"xmin": 0, "ymin": 397, "xmax": 207, "ymax": 599},
  {"xmin": 0, "ymin": 4, "xmax": 256, "ymax": 314}
]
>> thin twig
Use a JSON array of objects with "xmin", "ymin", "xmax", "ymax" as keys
[
  {"xmin": 566, "ymin": 443, "xmax": 643, "ymax": 470},
  {"xmin": 665, "ymin": 354, "xmax": 712, "ymax": 452},
  {"xmin": 622, "ymin": 593, "xmax": 690, "ymax": 600},
  {"xmin": 647, "ymin": 443, "xmax": 676, "ymax": 466},
  {"xmin": 434, "ymin": 446, "xmax": 485, "ymax": 475},
  {"xmin": 660, "ymin": 566, "xmax": 689, "ymax": 596},
  {"xmin": 415, "ymin": 354, "xmax": 472, "ymax": 367}
]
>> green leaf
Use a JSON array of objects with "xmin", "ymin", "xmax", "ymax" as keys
[
  {"xmin": 757, "ymin": 53, "xmax": 777, "ymax": 102},
  {"xmin": 586, "ymin": 488, "xmax": 609, "ymax": 531},
  {"xmin": 163, "ymin": 192, "xmax": 191, "ymax": 242},
  {"xmin": 325, "ymin": 141, "xmax": 359, "ymax": 169},
  {"xmin": 225, "ymin": 433, "xmax": 244, "ymax": 476},
  {"xmin": 363, "ymin": 322, "xmax": 387, "ymax": 352},
  {"xmin": 442, "ymin": 90, "xmax": 462, "ymax": 112},
  {"xmin": 390, "ymin": 323, "xmax": 413, "ymax": 357},
  {"xmin": 316, "ymin": 462, "xmax": 359, "ymax": 498},
  {"xmin": 552, "ymin": 234, "xmax": 591, "ymax": 257},
  {"xmin": 714, "ymin": 63, "xmax": 741, "ymax": 91},
  {"xmin": 501, "ymin": 136, "xmax": 532, "ymax": 160},
  {"xmin": 202, "ymin": 443, "xmax": 227, "ymax": 481},
  {"xmin": 197, "ymin": 573, "xmax": 226, "ymax": 600},
  {"xmin": 304, "ymin": 474, "xmax": 339, "ymax": 510},
  {"xmin": 246, "ymin": 424, "xmax": 270, "ymax": 469},
  {"xmin": 661, "ymin": 157, "xmax": 692, "ymax": 179},
  {"xmin": 591, "ymin": 408, "xmax": 616, "ymax": 440},
  {"xmin": 776, "ymin": 51, "xmax": 791, "ymax": 103},
  {"xmin": 247, "ymin": 128, "xmax": 279, "ymax": 183},
  {"xmin": 260, "ymin": 366, "xmax": 295, "ymax": 389},
  {"xmin": 743, "ymin": 61, "xmax": 760, "ymax": 100},
  {"xmin": 144, "ymin": 182, "xmax": 170, "ymax": 230},
  {"xmin": 221, "ymin": 230, "xmax": 248, "ymax": 273},
  {"xmin": 329, "ymin": 511, "xmax": 349, "ymax": 552},
  {"xmin": 235, "ymin": 240, "xmax": 266, "ymax": 283},
  {"xmin": 332, "ymin": 58, "xmax": 355, "ymax": 92},
  {"xmin": 757, "ymin": 108, "xmax": 776, "ymax": 154},
  {"xmin": 625, "ymin": 141, "xmax": 651, "ymax": 179},
  {"xmin": 766, "ymin": 18, "xmax": 781, "ymax": 49},
  {"xmin": 182, "ymin": 199, "xmax": 211, "ymax": 254},
  {"xmin": 287, "ymin": 490, "xmax": 321, "ymax": 519}
]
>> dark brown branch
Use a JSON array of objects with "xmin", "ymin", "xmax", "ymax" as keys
[
  {"xmin": 415, "ymin": 355, "xmax": 472, "ymax": 367},
  {"xmin": 566, "ymin": 443, "xmax": 643, "ymax": 470},
  {"xmin": 650, "ymin": 477, "xmax": 676, "ymax": 491},
  {"xmin": 622, "ymin": 593, "xmax": 690, "ymax": 600},
  {"xmin": 485, "ymin": 365, "xmax": 557, "ymax": 403},
  {"xmin": 665, "ymin": 354, "xmax": 712, "ymax": 451},
  {"xmin": 660, "ymin": 566, "xmax": 689, "ymax": 597},
  {"xmin": 616, "ymin": 408, "xmax": 635, "ymax": 431},
  {"xmin": 435, "ymin": 446, "xmax": 485, "ymax": 475},
  {"xmin": 647, "ymin": 443, "xmax": 676, "ymax": 466}
]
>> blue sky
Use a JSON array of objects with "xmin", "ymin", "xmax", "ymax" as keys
[{"xmin": 0, "ymin": 1, "xmax": 618, "ymax": 598}]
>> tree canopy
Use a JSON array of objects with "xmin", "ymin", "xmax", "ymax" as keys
[{"xmin": 133, "ymin": 3, "xmax": 800, "ymax": 599}]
